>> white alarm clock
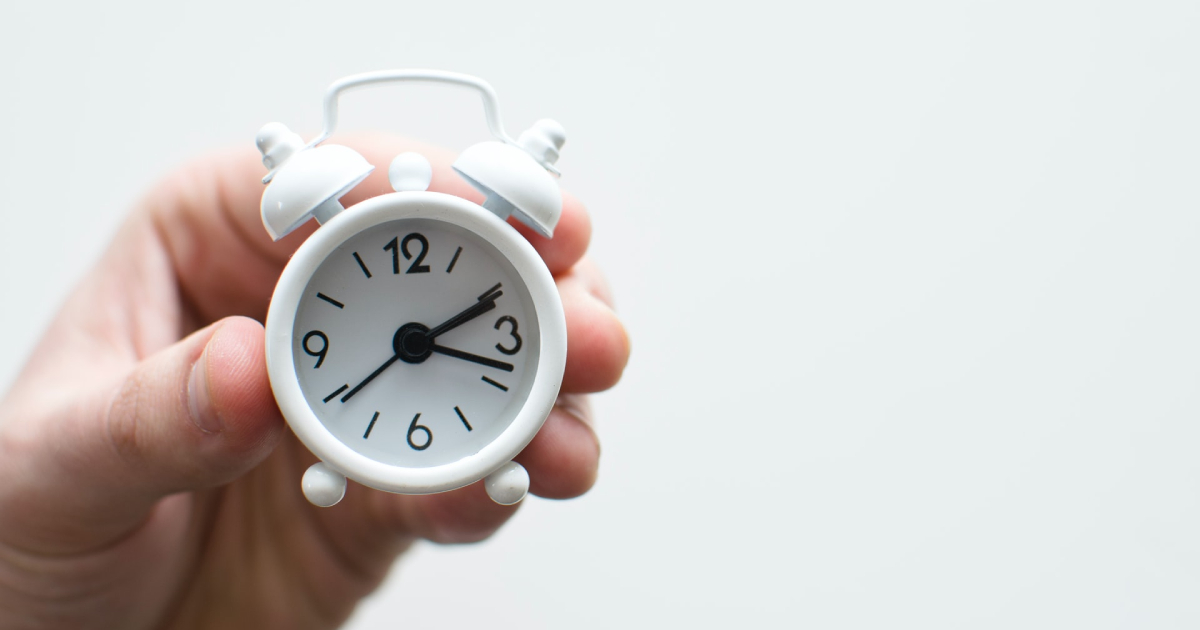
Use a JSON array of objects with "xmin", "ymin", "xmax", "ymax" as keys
[{"xmin": 255, "ymin": 70, "xmax": 568, "ymax": 507}]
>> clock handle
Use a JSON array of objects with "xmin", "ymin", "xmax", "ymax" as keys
[
  {"xmin": 257, "ymin": 69, "xmax": 567, "ymax": 237},
  {"xmin": 306, "ymin": 69, "xmax": 519, "ymax": 152},
  {"xmin": 484, "ymin": 461, "xmax": 530, "ymax": 505}
]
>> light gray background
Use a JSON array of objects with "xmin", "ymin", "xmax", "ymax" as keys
[{"xmin": 2, "ymin": 1, "xmax": 1199, "ymax": 628}]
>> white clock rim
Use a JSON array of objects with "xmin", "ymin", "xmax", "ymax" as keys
[{"xmin": 264, "ymin": 191, "xmax": 567, "ymax": 495}]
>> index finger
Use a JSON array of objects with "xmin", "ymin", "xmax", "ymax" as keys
[{"xmin": 145, "ymin": 133, "xmax": 591, "ymax": 325}]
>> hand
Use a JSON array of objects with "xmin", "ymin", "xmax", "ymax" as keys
[
  {"xmin": 0, "ymin": 135, "xmax": 630, "ymax": 629},
  {"xmin": 424, "ymin": 283, "xmax": 502, "ymax": 339},
  {"xmin": 339, "ymin": 284, "xmax": 506, "ymax": 402},
  {"xmin": 339, "ymin": 352, "xmax": 402, "ymax": 403},
  {"xmin": 428, "ymin": 344, "xmax": 514, "ymax": 371}
]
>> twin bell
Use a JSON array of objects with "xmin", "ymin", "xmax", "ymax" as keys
[{"xmin": 254, "ymin": 119, "xmax": 566, "ymax": 242}]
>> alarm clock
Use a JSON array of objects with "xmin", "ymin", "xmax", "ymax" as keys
[{"xmin": 255, "ymin": 70, "xmax": 568, "ymax": 508}]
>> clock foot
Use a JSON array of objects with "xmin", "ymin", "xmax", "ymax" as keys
[
  {"xmin": 485, "ymin": 461, "xmax": 530, "ymax": 505},
  {"xmin": 303, "ymin": 462, "xmax": 347, "ymax": 507}
]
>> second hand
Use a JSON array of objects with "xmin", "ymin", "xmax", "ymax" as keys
[
  {"xmin": 338, "ymin": 283, "xmax": 506, "ymax": 404},
  {"xmin": 340, "ymin": 354, "xmax": 401, "ymax": 403}
]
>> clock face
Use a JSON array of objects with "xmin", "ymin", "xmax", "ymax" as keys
[{"xmin": 290, "ymin": 217, "xmax": 541, "ymax": 469}]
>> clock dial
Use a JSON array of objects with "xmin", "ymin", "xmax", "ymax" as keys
[{"xmin": 291, "ymin": 218, "xmax": 541, "ymax": 468}]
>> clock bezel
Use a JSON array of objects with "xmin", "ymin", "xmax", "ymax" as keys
[{"xmin": 265, "ymin": 191, "xmax": 567, "ymax": 495}]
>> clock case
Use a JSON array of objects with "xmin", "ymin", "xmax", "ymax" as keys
[{"xmin": 254, "ymin": 70, "xmax": 569, "ymax": 506}]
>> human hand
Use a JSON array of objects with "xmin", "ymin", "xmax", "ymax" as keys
[{"xmin": 0, "ymin": 137, "xmax": 629, "ymax": 629}]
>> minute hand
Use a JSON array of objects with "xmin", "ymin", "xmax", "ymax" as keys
[{"xmin": 425, "ymin": 287, "xmax": 503, "ymax": 340}]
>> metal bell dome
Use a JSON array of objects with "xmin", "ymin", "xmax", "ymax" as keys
[
  {"xmin": 453, "ymin": 141, "xmax": 562, "ymax": 238},
  {"xmin": 260, "ymin": 143, "xmax": 374, "ymax": 241}
]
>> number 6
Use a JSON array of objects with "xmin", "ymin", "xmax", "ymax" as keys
[{"xmin": 407, "ymin": 413, "xmax": 432, "ymax": 451}]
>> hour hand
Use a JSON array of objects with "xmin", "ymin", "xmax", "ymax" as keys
[{"xmin": 429, "ymin": 344, "xmax": 514, "ymax": 372}]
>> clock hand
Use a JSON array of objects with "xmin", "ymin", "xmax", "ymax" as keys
[
  {"xmin": 339, "ymin": 285, "xmax": 506, "ymax": 404},
  {"xmin": 424, "ymin": 285, "xmax": 503, "ymax": 340},
  {"xmin": 340, "ymin": 354, "xmax": 402, "ymax": 403},
  {"xmin": 429, "ymin": 344, "xmax": 515, "ymax": 372}
]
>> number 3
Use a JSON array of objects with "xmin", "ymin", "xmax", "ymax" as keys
[{"xmin": 494, "ymin": 316, "xmax": 522, "ymax": 355}]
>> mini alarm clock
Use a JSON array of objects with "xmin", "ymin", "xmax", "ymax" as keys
[{"xmin": 255, "ymin": 70, "xmax": 568, "ymax": 507}]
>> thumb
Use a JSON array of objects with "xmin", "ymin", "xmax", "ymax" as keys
[
  {"xmin": 5, "ymin": 317, "xmax": 285, "ymax": 552},
  {"xmin": 103, "ymin": 316, "xmax": 285, "ymax": 494}
]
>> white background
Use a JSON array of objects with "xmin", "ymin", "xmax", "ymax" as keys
[{"xmin": 3, "ymin": 1, "xmax": 1200, "ymax": 628}]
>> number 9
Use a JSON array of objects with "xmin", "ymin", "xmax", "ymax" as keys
[{"xmin": 303, "ymin": 330, "xmax": 329, "ymax": 368}]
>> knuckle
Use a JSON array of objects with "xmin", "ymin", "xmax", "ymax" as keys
[
  {"xmin": 558, "ymin": 259, "xmax": 617, "ymax": 309},
  {"xmin": 104, "ymin": 372, "xmax": 148, "ymax": 472}
]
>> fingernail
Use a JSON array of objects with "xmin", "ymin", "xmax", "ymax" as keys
[{"xmin": 188, "ymin": 350, "xmax": 222, "ymax": 434}]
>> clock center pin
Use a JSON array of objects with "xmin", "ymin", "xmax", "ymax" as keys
[{"xmin": 394, "ymin": 322, "xmax": 433, "ymax": 363}]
